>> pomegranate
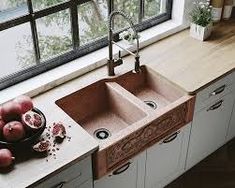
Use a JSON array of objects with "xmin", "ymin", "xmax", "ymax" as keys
[
  {"xmin": 1, "ymin": 101, "xmax": 22, "ymax": 122},
  {"xmin": 52, "ymin": 122, "xmax": 66, "ymax": 139},
  {"xmin": 0, "ymin": 149, "xmax": 15, "ymax": 168},
  {"xmin": 22, "ymin": 111, "xmax": 43, "ymax": 132},
  {"xmin": 0, "ymin": 116, "xmax": 5, "ymax": 137},
  {"xmin": 14, "ymin": 95, "xmax": 33, "ymax": 114},
  {"xmin": 32, "ymin": 140, "xmax": 50, "ymax": 152},
  {"xmin": 3, "ymin": 121, "xmax": 25, "ymax": 142},
  {"xmin": 0, "ymin": 106, "xmax": 2, "ymax": 116}
]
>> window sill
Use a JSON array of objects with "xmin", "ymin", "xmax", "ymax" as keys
[{"xmin": 0, "ymin": 19, "xmax": 187, "ymax": 104}]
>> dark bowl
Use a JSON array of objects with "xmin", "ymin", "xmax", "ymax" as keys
[{"xmin": 0, "ymin": 108, "xmax": 46, "ymax": 149}]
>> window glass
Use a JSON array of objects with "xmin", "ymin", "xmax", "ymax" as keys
[
  {"xmin": 0, "ymin": 0, "xmax": 28, "ymax": 23},
  {"xmin": 36, "ymin": 9, "xmax": 72, "ymax": 61},
  {"xmin": 0, "ymin": 0, "xmax": 172, "ymax": 89},
  {"xmin": 113, "ymin": 0, "xmax": 139, "ymax": 31},
  {"xmin": 144, "ymin": 0, "xmax": 166, "ymax": 20},
  {"xmin": 0, "ymin": 23, "xmax": 35, "ymax": 79},
  {"xmin": 32, "ymin": 0, "xmax": 68, "ymax": 11},
  {"xmin": 78, "ymin": 0, "xmax": 108, "ymax": 45}
]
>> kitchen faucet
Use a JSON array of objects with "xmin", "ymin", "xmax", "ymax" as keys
[{"xmin": 107, "ymin": 10, "xmax": 140, "ymax": 76}]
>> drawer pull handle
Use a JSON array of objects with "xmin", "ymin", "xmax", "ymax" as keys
[
  {"xmin": 162, "ymin": 131, "xmax": 179, "ymax": 144},
  {"xmin": 207, "ymin": 100, "xmax": 224, "ymax": 111},
  {"xmin": 51, "ymin": 181, "xmax": 66, "ymax": 188},
  {"xmin": 209, "ymin": 85, "xmax": 226, "ymax": 97},
  {"xmin": 112, "ymin": 162, "xmax": 131, "ymax": 175}
]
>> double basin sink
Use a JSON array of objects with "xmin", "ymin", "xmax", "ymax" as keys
[{"xmin": 56, "ymin": 65, "xmax": 195, "ymax": 179}]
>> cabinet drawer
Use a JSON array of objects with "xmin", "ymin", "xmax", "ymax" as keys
[
  {"xmin": 35, "ymin": 156, "xmax": 92, "ymax": 188},
  {"xmin": 195, "ymin": 73, "xmax": 234, "ymax": 112},
  {"xmin": 232, "ymin": 71, "xmax": 235, "ymax": 92},
  {"xmin": 186, "ymin": 93, "xmax": 234, "ymax": 170},
  {"xmin": 94, "ymin": 151, "xmax": 146, "ymax": 188}
]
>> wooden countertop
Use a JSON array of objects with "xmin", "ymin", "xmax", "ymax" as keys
[
  {"xmin": 1, "ymin": 20, "xmax": 235, "ymax": 187},
  {"xmin": 145, "ymin": 20, "xmax": 235, "ymax": 94},
  {"xmin": 0, "ymin": 87, "xmax": 99, "ymax": 188}
]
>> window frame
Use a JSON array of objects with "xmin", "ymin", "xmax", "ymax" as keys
[{"xmin": 0, "ymin": 0, "xmax": 173, "ymax": 90}]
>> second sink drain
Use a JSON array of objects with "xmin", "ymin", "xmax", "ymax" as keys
[
  {"xmin": 94, "ymin": 128, "xmax": 111, "ymax": 140},
  {"xmin": 144, "ymin": 100, "xmax": 157, "ymax": 109}
]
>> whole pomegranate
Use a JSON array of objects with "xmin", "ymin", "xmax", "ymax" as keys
[
  {"xmin": 14, "ymin": 95, "xmax": 33, "ymax": 114},
  {"xmin": 3, "ymin": 121, "xmax": 25, "ymax": 142},
  {"xmin": 22, "ymin": 111, "xmax": 43, "ymax": 132},
  {"xmin": 0, "ymin": 149, "xmax": 14, "ymax": 168},
  {"xmin": 0, "ymin": 116, "xmax": 5, "ymax": 137},
  {"xmin": 0, "ymin": 106, "xmax": 2, "ymax": 116},
  {"xmin": 1, "ymin": 101, "xmax": 22, "ymax": 122}
]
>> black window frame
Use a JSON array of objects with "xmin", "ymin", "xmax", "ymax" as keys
[{"xmin": 0, "ymin": 0, "xmax": 173, "ymax": 90}]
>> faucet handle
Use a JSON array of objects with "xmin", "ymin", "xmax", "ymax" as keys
[
  {"xmin": 118, "ymin": 50, "xmax": 121, "ymax": 59},
  {"xmin": 114, "ymin": 51, "xmax": 123, "ymax": 67}
]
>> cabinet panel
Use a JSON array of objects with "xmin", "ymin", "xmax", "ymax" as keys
[
  {"xmin": 94, "ymin": 151, "xmax": 146, "ymax": 188},
  {"xmin": 195, "ymin": 73, "xmax": 234, "ymax": 112},
  {"xmin": 145, "ymin": 124, "xmax": 191, "ymax": 188},
  {"xmin": 226, "ymin": 100, "xmax": 235, "ymax": 141},
  {"xmin": 78, "ymin": 179, "xmax": 93, "ymax": 188},
  {"xmin": 186, "ymin": 93, "xmax": 234, "ymax": 170},
  {"xmin": 35, "ymin": 156, "xmax": 92, "ymax": 188}
]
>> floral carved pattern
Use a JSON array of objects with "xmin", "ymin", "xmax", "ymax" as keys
[{"xmin": 106, "ymin": 103, "xmax": 188, "ymax": 169}]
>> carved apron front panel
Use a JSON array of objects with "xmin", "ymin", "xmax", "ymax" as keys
[{"xmin": 106, "ymin": 103, "xmax": 188, "ymax": 169}]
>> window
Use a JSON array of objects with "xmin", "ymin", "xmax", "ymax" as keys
[{"xmin": 0, "ymin": 0, "xmax": 172, "ymax": 90}]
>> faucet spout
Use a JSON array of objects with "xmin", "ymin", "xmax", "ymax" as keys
[{"xmin": 107, "ymin": 10, "xmax": 141, "ymax": 76}]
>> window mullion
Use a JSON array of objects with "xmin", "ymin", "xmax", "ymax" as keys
[
  {"xmin": 71, "ymin": 1, "xmax": 80, "ymax": 49},
  {"xmin": 139, "ymin": 0, "xmax": 144, "ymax": 23},
  {"xmin": 108, "ymin": 0, "xmax": 114, "ymax": 14},
  {"xmin": 27, "ymin": 0, "xmax": 41, "ymax": 64}
]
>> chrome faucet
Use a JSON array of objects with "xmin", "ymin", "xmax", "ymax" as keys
[{"xmin": 108, "ymin": 10, "xmax": 140, "ymax": 76}]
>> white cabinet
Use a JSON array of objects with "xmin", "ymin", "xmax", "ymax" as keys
[
  {"xmin": 226, "ymin": 95, "xmax": 235, "ymax": 141},
  {"xmin": 226, "ymin": 73, "xmax": 235, "ymax": 142},
  {"xmin": 94, "ymin": 151, "xmax": 146, "ymax": 188},
  {"xmin": 186, "ymin": 93, "xmax": 234, "ymax": 170},
  {"xmin": 145, "ymin": 124, "xmax": 191, "ymax": 188},
  {"xmin": 79, "ymin": 179, "xmax": 93, "ymax": 188},
  {"xmin": 35, "ymin": 156, "xmax": 93, "ymax": 188}
]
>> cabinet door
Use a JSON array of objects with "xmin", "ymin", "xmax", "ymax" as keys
[
  {"xmin": 226, "ymin": 99, "xmax": 235, "ymax": 142},
  {"xmin": 34, "ymin": 156, "xmax": 92, "ymax": 188},
  {"xmin": 78, "ymin": 179, "xmax": 93, "ymax": 188},
  {"xmin": 145, "ymin": 124, "xmax": 191, "ymax": 188},
  {"xmin": 186, "ymin": 93, "xmax": 234, "ymax": 170},
  {"xmin": 94, "ymin": 151, "xmax": 146, "ymax": 188}
]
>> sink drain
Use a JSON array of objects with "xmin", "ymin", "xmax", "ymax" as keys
[
  {"xmin": 144, "ymin": 101, "xmax": 157, "ymax": 109},
  {"xmin": 94, "ymin": 128, "xmax": 111, "ymax": 140}
]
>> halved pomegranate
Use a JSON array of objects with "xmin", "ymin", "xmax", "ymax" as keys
[
  {"xmin": 32, "ymin": 140, "xmax": 50, "ymax": 153},
  {"xmin": 22, "ymin": 111, "xmax": 43, "ymax": 132},
  {"xmin": 52, "ymin": 122, "xmax": 66, "ymax": 139}
]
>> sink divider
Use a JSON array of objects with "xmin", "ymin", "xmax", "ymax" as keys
[{"xmin": 105, "ymin": 82, "xmax": 153, "ymax": 115}]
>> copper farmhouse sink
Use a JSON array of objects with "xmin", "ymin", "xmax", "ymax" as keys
[{"xmin": 56, "ymin": 65, "xmax": 195, "ymax": 179}]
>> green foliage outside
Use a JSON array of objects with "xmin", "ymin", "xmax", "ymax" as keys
[{"xmin": 7, "ymin": 0, "xmax": 161, "ymax": 68}]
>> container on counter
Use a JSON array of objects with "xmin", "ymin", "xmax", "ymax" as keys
[
  {"xmin": 223, "ymin": 0, "xmax": 233, "ymax": 19},
  {"xmin": 211, "ymin": 0, "xmax": 225, "ymax": 22}
]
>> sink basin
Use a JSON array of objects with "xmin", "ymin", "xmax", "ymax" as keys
[
  {"xmin": 56, "ymin": 80, "xmax": 147, "ymax": 141},
  {"xmin": 56, "ymin": 65, "xmax": 195, "ymax": 179},
  {"xmin": 115, "ymin": 66, "xmax": 186, "ymax": 110}
]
